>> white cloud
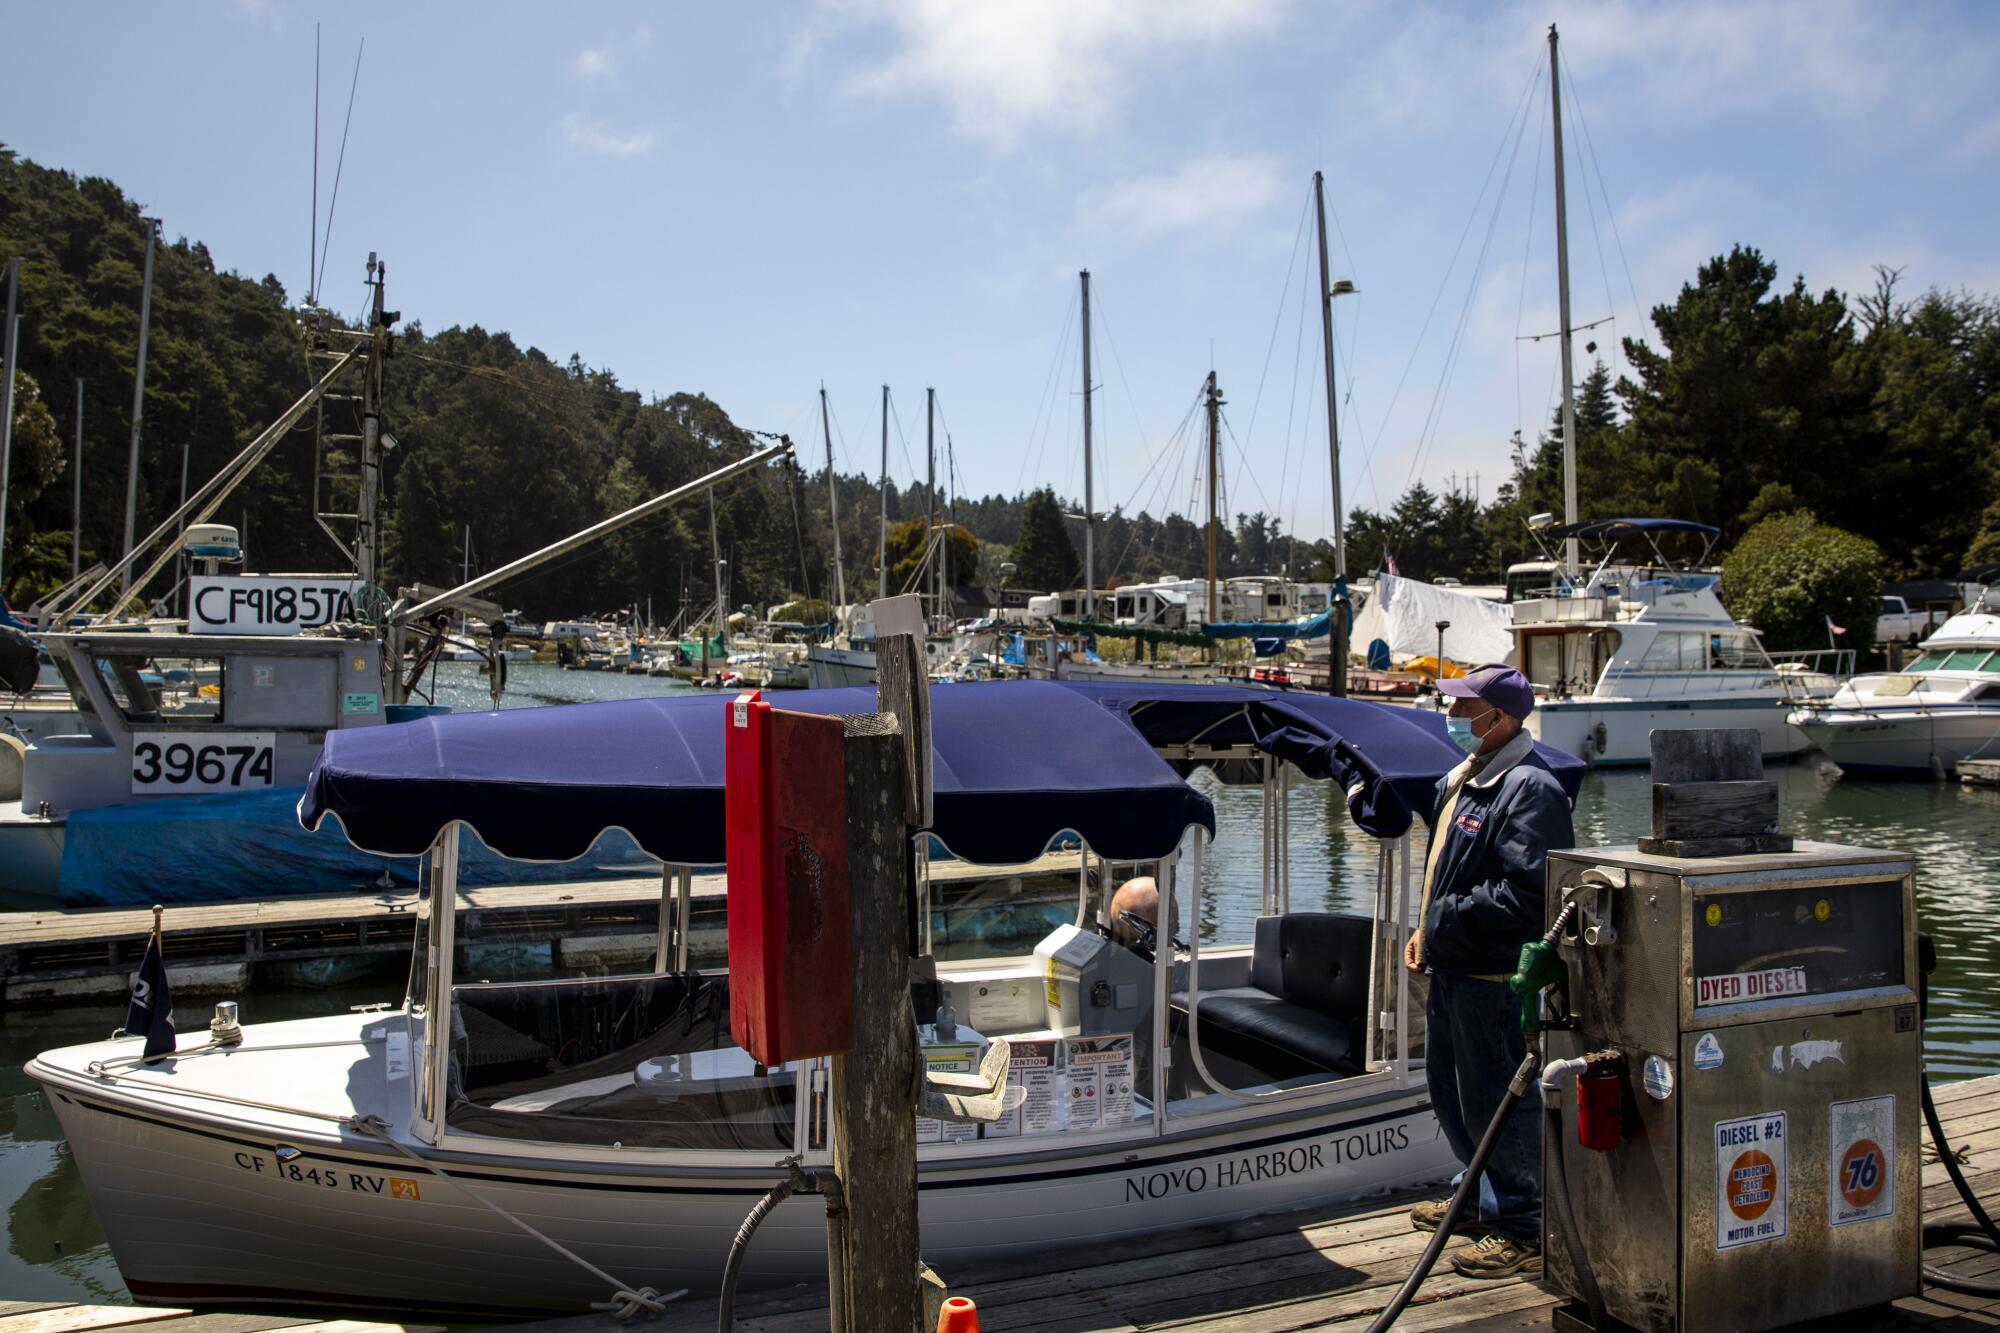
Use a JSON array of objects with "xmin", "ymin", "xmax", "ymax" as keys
[
  {"xmin": 806, "ymin": 0, "xmax": 1290, "ymax": 144},
  {"xmin": 560, "ymin": 113, "xmax": 656, "ymax": 159},
  {"xmin": 1084, "ymin": 152, "xmax": 1288, "ymax": 239},
  {"xmin": 1337, "ymin": 1, "xmax": 2000, "ymax": 160},
  {"xmin": 568, "ymin": 26, "xmax": 651, "ymax": 82}
]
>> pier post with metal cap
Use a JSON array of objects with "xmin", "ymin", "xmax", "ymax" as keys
[{"xmin": 827, "ymin": 630, "xmax": 928, "ymax": 1332}]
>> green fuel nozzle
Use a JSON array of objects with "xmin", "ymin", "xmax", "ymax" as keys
[{"xmin": 1510, "ymin": 900, "xmax": 1579, "ymax": 1036}]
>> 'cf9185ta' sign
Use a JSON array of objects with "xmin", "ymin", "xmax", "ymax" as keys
[{"xmin": 190, "ymin": 576, "xmax": 361, "ymax": 636}]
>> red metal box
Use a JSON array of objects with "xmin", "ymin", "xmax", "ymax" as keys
[{"xmin": 724, "ymin": 691, "xmax": 855, "ymax": 1065}]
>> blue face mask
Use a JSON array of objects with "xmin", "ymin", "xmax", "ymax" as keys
[{"xmin": 1446, "ymin": 708, "xmax": 1495, "ymax": 755}]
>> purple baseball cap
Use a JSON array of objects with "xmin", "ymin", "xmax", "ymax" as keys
[{"xmin": 1437, "ymin": 662, "xmax": 1535, "ymax": 720}]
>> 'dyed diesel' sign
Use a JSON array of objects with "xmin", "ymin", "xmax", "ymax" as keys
[{"xmin": 190, "ymin": 575, "xmax": 361, "ymax": 636}]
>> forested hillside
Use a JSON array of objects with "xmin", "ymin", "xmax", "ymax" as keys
[{"xmin": 2, "ymin": 147, "xmax": 1993, "ymax": 621}]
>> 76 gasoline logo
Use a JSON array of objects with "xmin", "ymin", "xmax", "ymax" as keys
[{"xmin": 1840, "ymin": 1140, "xmax": 1884, "ymax": 1209}]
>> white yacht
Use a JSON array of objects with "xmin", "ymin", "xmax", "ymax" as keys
[
  {"xmin": 1789, "ymin": 594, "xmax": 2000, "ymax": 777},
  {"xmin": 28, "ymin": 681, "xmax": 1588, "ymax": 1315},
  {"xmin": 1511, "ymin": 519, "xmax": 1846, "ymax": 765}
]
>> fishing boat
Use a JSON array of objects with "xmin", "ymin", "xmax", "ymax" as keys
[
  {"xmin": 1510, "ymin": 519, "xmax": 1847, "ymax": 765},
  {"xmin": 1788, "ymin": 587, "xmax": 2000, "ymax": 777},
  {"xmin": 28, "ymin": 679, "xmax": 1584, "ymax": 1314}
]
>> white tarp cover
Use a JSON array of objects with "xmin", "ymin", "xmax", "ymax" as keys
[{"xmin": 1349, "ymin": 573, "xmax": 1515, "ymax": 667}]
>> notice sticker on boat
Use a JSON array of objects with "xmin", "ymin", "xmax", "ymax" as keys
[
  {"xmin": 343, "ymin": 692, "xmax": 378, "ymax": 715},
  {"xmin": 1697, "ymin": 967, "xmax": 1808, "ymax": 1008},
  {"xmin": 1715, "ymin": 1111, "xmax": 1787, "ymax": 1250}
]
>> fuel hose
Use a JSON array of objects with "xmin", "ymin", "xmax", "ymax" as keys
[
  {"xmin": 1362, "ymin": 1048, "xmax": 1540, "ymax": 1333},
  {"xmin": 1916, "ymin": 933, "xmax": 2000, "ymax": 1295}
]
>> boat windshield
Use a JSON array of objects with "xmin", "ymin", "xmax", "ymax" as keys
[
  {"xmin": 1909, "ymin": 649, "xmax": 1996, "ymax": 672},
  {"xmin": 91, "ymin": 650, "xmax": 225, "ymax": 723}
]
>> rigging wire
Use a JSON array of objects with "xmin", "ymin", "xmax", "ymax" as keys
[
  {"xmin": 1085, "ymin": 285, "xmax": 1158, "ymax": 525},
  {"xmin": 1403, "ymin": 61, "xmax": 1543, "ymax": 492},
  {"xmin": 315, "ymin": 36, "xmax": 365, "ymax": 302},
  {"xmin": 1560, "ymin": 62, "xmax": 1624, "ymax": 378},
  {"xmin": 1280, "ymin": 252, "xmax": 1313, "ymax": 549},
  {"xmin": 1239, "ymin": 190, "xmax": 1313, "ymax": 470},
  {"xmin": 1366, "ymin": 59, "xmax": 1544, "ymax": 491},
  {"xmin": 1514, "ymin": 78, "xmax": 1549, "ymax": 441},
  {"xmin": 1564, "ymin": 58, "xmax": 1647, "ymax": 372},
  {"xmin": 1019, "ymin": 287, "xmax": 1078, "ymax": 494}
]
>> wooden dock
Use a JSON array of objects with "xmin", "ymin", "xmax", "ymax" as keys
[
  {"xmin": 528, "ymin": 1073, "xmax": 2000, "ymax": 1332},
  {"xmin": 0, "ymin": 1305, "xmax": 437, "ymax": 1333},
  {"xmin": 0, "ymin": 852, "xmax": 1082, "ymax": 1005}
]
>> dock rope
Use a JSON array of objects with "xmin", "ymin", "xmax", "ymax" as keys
[
  {"xmin": 80, "ymin": 1047, "xmax": 684, "ymax": 1321},
  {"xmin": 345, "ymin": 1114, "xmax": 685, "ymax": 1321}
]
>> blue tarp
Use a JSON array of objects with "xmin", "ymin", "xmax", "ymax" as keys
[
  {"xmin": 1051, "ymin": 681, "xmax": 1588, "ymax": 839},
  {"xmin": 1199, "ymin": 607, "xmax": 1333, "ymax": 642},
  {"xmin": 302, "ymin": 681, "xmax": 1218, "ymax": 868},
  {"xmin": 60, "ymin": 785, "xmax": 659, "ymax": 908}
]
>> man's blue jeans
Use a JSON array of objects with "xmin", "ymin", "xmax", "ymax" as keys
[{"xmin": 1425, "ymin": 971, "xmax": 1542, "ymax": 1244}]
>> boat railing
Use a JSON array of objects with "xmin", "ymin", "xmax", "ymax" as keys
[
  {"xmin": 1593, "ymin": 656, "xmax": 1841, "ymax": 702},
  {"xmin": 1768, "ymin": 648, "xmax": 1855, "ymax": 701}
]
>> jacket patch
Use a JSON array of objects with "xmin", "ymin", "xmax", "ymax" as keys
[{"xmin": 1453, "ymin": 812, "xmax": 1484, "ymax": 836}]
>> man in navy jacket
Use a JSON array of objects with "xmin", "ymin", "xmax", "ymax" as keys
[{"xmin": 1404, "ymin": 663, "xmax": 1573, "ymax": 1278}]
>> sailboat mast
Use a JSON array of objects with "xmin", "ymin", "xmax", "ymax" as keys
[
  {"xmin": 709, "ymin": 489, "xmax": 726, "ymax": 648},
  {"xmin": 119, "ymin": 225, "xmax": 157, "ymax": 605},
  {"xmin": 926, "ymin": 386, "xmax": 937, "ymax": 624},
  {"xmin": 1549, "ymin": 23, "xmax": 1580, "ymax": 579},
  {"xmin": 1205, "ymin": 371, "xmax": 1221, "ymax": 625},
  {"xmin": 1080, "ymin": 268, "xmax": 1095, "ymax": 620},
  {"xmin": 1313, "ymin": 171, "xmax": 1348, "ymax": 696},
  {"xmin": 819, "ymin": 384, "xmax": 846, "ymax": 618},
  {"xmin": 888, "ymin": 378, "xmax": 896, "ymax": 596}
]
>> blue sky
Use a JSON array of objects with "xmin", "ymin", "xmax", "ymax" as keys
[{"xmin": 9, "ymin": 1, "xmax": 1999, "ymax": 543}]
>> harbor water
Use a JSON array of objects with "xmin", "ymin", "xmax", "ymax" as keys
[{"xmin": 5, "ymin": 662, "xmax": 1998, "ymax": 1301}]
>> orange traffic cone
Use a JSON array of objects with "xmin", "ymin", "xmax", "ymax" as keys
[{"xmin": 936, "ymin": 1295, "xmax": 980, "ymax": 1333}]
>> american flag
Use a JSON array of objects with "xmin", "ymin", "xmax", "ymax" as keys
[{"xmin": 1826, "ymin": 614, "xmax": 1846, "ymax": 636}]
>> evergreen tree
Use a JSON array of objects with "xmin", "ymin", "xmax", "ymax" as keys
[{"xmin": 1010, "ymin": 487, "xmax": 1079, "ymax": 591}]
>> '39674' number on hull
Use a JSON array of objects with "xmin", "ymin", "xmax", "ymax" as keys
[{"xmin": 130, "ymin": 731, "xmax": 278, "ymax": 794}]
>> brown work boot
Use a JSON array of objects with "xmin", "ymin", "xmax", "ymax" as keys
[
  {"xmin": 1450, "ymin": 1233, "xmax": 1542, "ymax": 1279},
  {"xmin": 1409, "ymin": 1197, "xmax": 1491, "ymax": 1237}
]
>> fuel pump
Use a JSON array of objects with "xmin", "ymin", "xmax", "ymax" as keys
[{"xmin": 1537, "ymin": 737, "xmax": 1924, "ymax": 1331}]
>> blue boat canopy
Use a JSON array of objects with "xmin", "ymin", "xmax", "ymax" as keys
[
  {"xmin": 1052, "ymin": 681, "xmax": 1586, "ymax": 838},
  {"xmin": 300, "ymin": 680, "xmax": 1216, "ymax": 867},
  {"xmin": 1546, "ymin": 517, "xmax": 1720, "ymax": 541}
]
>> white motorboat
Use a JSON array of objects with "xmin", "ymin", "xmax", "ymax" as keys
[
  {"xmin": 1510, "ymin": 519, "xmax": 1847, "ymax": 765},
  {"xmin": 1789, "ymin": 595, "xmax": 2000, "ymax": 777},
  {"xmin": 29, "ymin": 681, "xmax": 1587, "ymax": 1315}
]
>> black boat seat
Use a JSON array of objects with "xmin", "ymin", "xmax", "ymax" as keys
[{"xmin": 1172, "ymin": 912, "xmax": 1374, "ymax": 1082}]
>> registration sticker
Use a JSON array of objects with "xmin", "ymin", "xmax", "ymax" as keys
[
  {"xmin": 1716, "ymin": 1111, "xmax": 1787, "ymax": 1250},
  {"xmin": 1829, "ymin": 1096, "xmax": 1894, "ymax": 1226},
  {"xmin": 1697, "ymin": 967, "xmax": 1808, "ymax": 1007}
]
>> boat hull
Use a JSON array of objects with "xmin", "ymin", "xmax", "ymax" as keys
[
  {"xmin": 39, "ymin": 1074, "xmax": 1445, "ymax": 1315},
  {"xmin": 1791, "ymin": 707, "xmax": 2000, "ymax": 778},
  {"xmin": 1528, "ymin": 695, "xmax": 1809, "ymax": 766},
  {"xmin": 805, "ymin": 645, "xmax": 877, "ymax": 689}
]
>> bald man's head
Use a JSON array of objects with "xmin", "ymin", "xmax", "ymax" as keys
[{"xmin": 1109, "ymin": 877, "xmax": 1161, "ymax": 948}]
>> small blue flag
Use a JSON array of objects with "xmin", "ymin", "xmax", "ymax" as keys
[{"xmin": 124, "ymin": 920, "xmax": 177, "ymax": 1061}]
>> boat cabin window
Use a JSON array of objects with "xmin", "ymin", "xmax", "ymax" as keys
[
  {"xmin": 1523, "ymin": 629, "xmax": 1618, "ymax": 693},
  {"xmin": 1638, "ymin": 632, "xmax": 1708, "ymax": 672},
  {"xmin": 1938, "ymin": 650, "xmax": 1995, "ymax": 671},
  {"xmin": 92, "ymin": 651, "xmax": 225, "ymax": 723},
  {"xmin": 1708, "ymin": 631, "xmax": 1773, "ymax": 670},
  {"xmin": 1908, "ymin": 651, "xmax": 1950, "ymax": 671}
]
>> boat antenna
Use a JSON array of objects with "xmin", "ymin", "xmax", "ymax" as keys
[{"xmin": 316, "ymin": 36, "xmax": 365, "ymax": 303}]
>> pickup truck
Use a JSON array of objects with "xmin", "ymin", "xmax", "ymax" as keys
[{"xmin": 1876, "ymin": 595, "xmax": 1952, "ymax": 645}]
